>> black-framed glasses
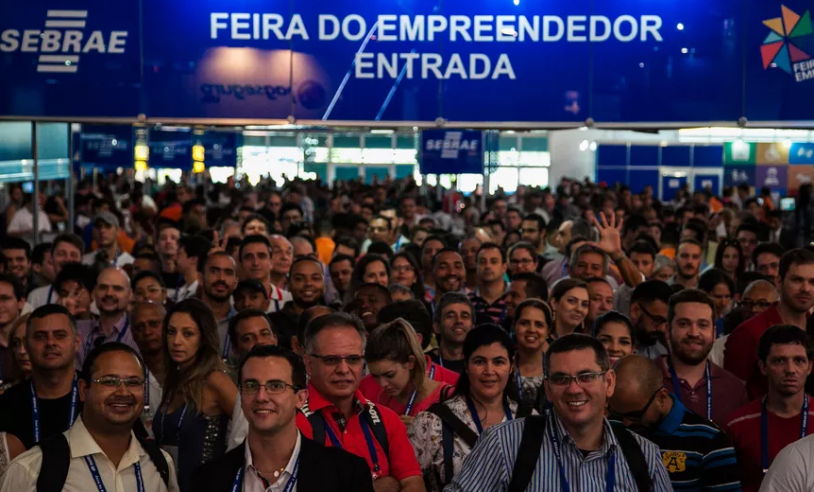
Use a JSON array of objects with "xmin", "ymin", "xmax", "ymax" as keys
[
  {"xmin": 608, "ymin": 385, "xmax": 663, "ymax": 422},
  {"xmin": 91, "ymin": 376, "xmax": 145, "ymax": 389},
  {"xmin": 509, "ymin": 258, "xmax": 535, "ymax": 266},
  {"xmin": 739, "ymin": 300, "xmax": 773, "ymax": 312},
  {"xmin": 637, "ymin": 303, "xmax": 667, "ymax": 327},
  {"xmin": 309, "ymin": 354, "xmax": 365, "ymax": 367},
  {"xmin": 241, "ymin": 380, "xmax": 300, "ymax": 395},
  {"xmin": 546, "ymin": 371, "xmax": 607, "ymax": 388}
]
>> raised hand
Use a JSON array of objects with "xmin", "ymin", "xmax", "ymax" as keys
[
  {"xmin": 209, "ymin": 231, "xmax": 230, "ymax": 254},
  {"xmin": 589, "ymin": 211, "xmax": 624, "ymax": 259}
]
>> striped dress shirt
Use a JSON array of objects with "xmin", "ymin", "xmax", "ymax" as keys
[
  {"xmin": 445, "ymin": 411, "xmax": 673, "ymax": 492},
  {"xmin": 74, "ymin": 315, "xmax": 140, "ymax": 370}
]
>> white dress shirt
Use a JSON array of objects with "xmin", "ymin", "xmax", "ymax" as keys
[
  {"xmin": 0, "ymin": 416, "xmax": 180, "ymax": 492},
  {"xmin": 244, "ymin": 431, "xmax": 301, "ymax": 492}
]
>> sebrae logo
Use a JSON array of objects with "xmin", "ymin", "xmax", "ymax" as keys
[
  {"xmin": 761, "ymin": 5, "xmax": 813, "ymax": 82},
  {"xmin": 424, "ymin": 132, "xmax": 480, "ymax": 159},
  {"xmin": 0, "ymin": 9, "xmax": 128, "ymax": 74}
]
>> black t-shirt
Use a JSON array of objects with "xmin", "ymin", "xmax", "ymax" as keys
[
  {"xmin": 162, "ymin": 271, "xmax": 182, "ymax": 291},
  {"xmin": 0, "ymin": 375, "xmax": 83, "ymax": 449},
  {"xmin": 267, "ymin": 303, "xmax": 301, "ymax": 350},
  {"xmin": 428, "ymin": 349, "xmax": 466, "ymax": 374}
]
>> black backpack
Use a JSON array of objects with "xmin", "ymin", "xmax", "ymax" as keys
[
  {"xmin": 36, "ymin": 433, "xmax": 170, "ymax": 492},
  {"xmin": 507, "ymin": 414, "xmax": 654, "ymax": 492},
  {"xmin": 307, "ymin": 404, "xmax": 391, "ymax": 462},
  {"xmin": 426, "ymin": 396, "xmax": 534, "ymax": 487}
]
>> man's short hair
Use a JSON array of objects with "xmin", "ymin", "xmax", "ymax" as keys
[
  {"xmin": 237, "ymin": 344, "xmax": 306, "ymax": 389},
  {"xmin": 239, "ymin": 235, "xmax": 272, "ymax": 260},
  {"xmin": 32, "ymin": 243, "xmax": 51, "ymax": 266},
  {"xmin": 779, "ymin": 248, "xmax": 814, "ymax": 281},
  {"xmin": 370, "ymin": 214, "xmax": 393, "ymax": 231},
  {"xmin": 667, "ymin": 288, "xmax": 716, "ymax": 328},
  {"xmin": 433, "ymin": 292, "xmax": 474, "ymax": 324},
  {"xmin": 521, "ymin": 213, "xmax": 546, "ymax": 231},
  {"xmin": 544, "ymin": 333, "xmax": 610, "ymax": 376},
  {"xmin": 570, "ymin": 244, "xmax": 609, "ymax": 276},
  {"xmin": 628, "ymin": 241, "xmax": 657, "ymax": 259},
  {"xmin": 304, "ymin": 312, "xmax": 367, "ymax": 355},
  {"xmin": 0, "ymin": 273, "xmax": 24, "ymax": 301},
  {"xmin": 28, "ymin": 304, "xmax": 76, "ymax": 334},
  {"xmin": 329, "ymin": 254, "xmax": 356, "ymax": 269},
  {"xmin": 758, "ymin": 324, "xmax": 813, "ymax": 363},
  {"xmin": 476, "ymin": 242, "xmax": 506, "ymax": 264},
  {"xmin": 333, "ymin": 236, "xmax": 361, "ymax": 258},
  {"xmin": 1, "ymin": 237, "xmax": 31, "ymax": 259},
  {"xmin": 752, "ymin": 243, "xmax": 786, "ymax": 267},
  {"xmin": 131, "ymin": 270, "xmax": 166, "ymax": 290},
  {"xmin": 81, "ymin": 342, "xmax": 146, "ymax": 382},
  {"xmin": 378, "ymin": 300, "xmax": 432, "ymax": 350},
  {"xmin": 631, "ymin": 280, "xmax": 674, "ymax": 307},
  {"xmin": 677, "ymin": 238, "xmax": 703, "ymax": 251},
  {"xmin": 179, "ymin": 235, "xmax": 213, "ymax": 272},
  {"xmin": 289, "ymin": 256, "xmax": 324, "ymax": 277},
  {"xmin": 229, "ymin": 309, "xmax": 275, "ymax": 349},
  {"xmin": 432, "ymin": 248, "xmax": 462, "ymax": 270},
  {"xmin": 280, "ymin": 203, "xmax": 304, "ymax": 219},
  {"xmin": 508, "ymin": 242, "xmax": 539, "ymax": 263},
  {"xmin": 52, "ymin": 234, "xmax": 85, "ymax": 256},
  {"xmin": 510, "ymin": 273, "xmax": 548, "ymax": 301}
]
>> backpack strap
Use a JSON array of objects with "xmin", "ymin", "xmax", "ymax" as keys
[
  {"xmin": 441, "ymin": 418, "xmax": 455, "ymax": 487},
  {"xmin": 516, "ymin": 401, "xmax": 534, "ymax": 419},
  {"xmin": 36, "ymin": 434, "xmax": 71, "ymax": 492},
  {"xmin": 426, "ymin": 403, "xmax": 479, "ymax": 448},
  {"xmin": 507, "ymin": 414, "xmax": 547, "ymax": 492},
  {"xmin": 363, "ymin": 404, "xmax": 390, "ymax": 462},
  {"xmin": 136, "ymin": 435, "xmax": 170, "ymax": 488},
  {"xmin": 307, "ymin": 411, "xmax": 326, "ymax": 446},
  {"xmin": 610, "ymin": 423, "xmax": 654, "ymax": 492}
]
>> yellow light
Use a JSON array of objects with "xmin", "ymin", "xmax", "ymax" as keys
[
  {"xmin": 135, "ymin": 160, "xmax": 148, "ymax": 172},
  {"xmin": 193, "ymin": 161, "xmax": 205, "ymax": 174},
  {"xmin": 192, "ymin": 144, "xmax": 205, "ymax": 162},
  {"xmin": 134, "ymin": 144, "xmax": 149, "ymax": 160}
]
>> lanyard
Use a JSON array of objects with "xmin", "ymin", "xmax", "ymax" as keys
[
  {"xmin": 84, "ymin": 456, "xmax": 145, "ymax": 492},
  {"xmin": 550, "ymin": 427, "xmax": 616, "ymax": 492},
  {"xmin": 221, "ymin": 307, "xmax": 237, "ymax": 362},
  {"xmin": 47, "ymin": 285, "xmax": 54, "ymax": 304},
  {"xmin": 174, "ymin": 277, "xmax": 184, "ymax": 303},
  {"xmin": 428, "ymin": 363, "xmax": 436, "ymax": 381},
  {"xmin": 144, "ymin": 369, "xmax": 151, "ymax": 413},
  {"xmin": 231, "ymin": 456, "xmax": 299, "ymax": 492},
  {"xmin": 668, "ymin": 359, "xmax": 712, "ymax": 420},
  {"xmin": 31, "ymin": 374, "xmax": 78, "ymax": 444},
  {"xmin": 516, "ymin": 370, "xmax": 524, "ymax": 401},
  {"xmin": 465, "ymin": 396, "xmax": 512, "ymax": 434},
  {"xmin": 321, "ymin": 411, "xmax": 382, "ymax": 473},
  {"xmin": 84, "ymin": 318, "xmax": 130, "ymax": 356},
  {"xmin": 404, "ymin": 388, "xmax": 419, "ymax": 417},
  {"xmin": 761, "ymin": 396, "xmax": 808, "ymax": 473}
]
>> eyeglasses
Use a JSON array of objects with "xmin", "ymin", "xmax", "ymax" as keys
[
  {"xmin": 241, "ymin": 380, "xmax": 299, "ymax": 395},
  {"xmin": 608, "ymin": 385, "xmax": 663, "ymax": 422},
  {"xmin": 91, "ymin": 376, "xmax": 145, "ymax": 389},
  {"xmin": 740, "ymin": 300, "xmax": 773, "ymax": 311},
  {"xmin": 546, "ymin": 371, "xmax": 607, "ymax": 388},
  {"xmin": 309, "ymin": 354, "xmax": 365, "ymax": 367},
  {"xmin": 510, "ymin": 258, "xmax": 535, "ymax": 266},
  {"xmin": 637, "ymin": 303, "xmax": 667, "ymax": 327}
]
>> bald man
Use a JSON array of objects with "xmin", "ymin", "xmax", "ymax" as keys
[
  {"xmin": 76, "ymin": 267, "xmax": 137, "ymax": 369},
  {"xmin": 710, "ymin": 280, "xmax": 779, "ymax": 367},
  {"xmin": 610, "ymin": 356, "xmax": 742, "ymax": 492}
]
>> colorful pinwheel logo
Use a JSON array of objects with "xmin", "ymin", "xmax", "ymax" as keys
[{"xmin": 761, "ymin": 5, "xmax": 812, "ymax": 74}]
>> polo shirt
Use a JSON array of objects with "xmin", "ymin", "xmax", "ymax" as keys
[
  {"xmin": 659, "ymin": 355, "xmax": 749, "ymax": 426},
  {"xmin": 725, "ymin": 395, "xmax": 814, "ymax": 492},
  {"xmin": 0, "ymin": 416, "xmax": 179, "ymax": 492},
  {"xmin": 358, "ymin": 356, "xmax": 459, "ymax": 403},
  {"xmin": 724, "ymin": 304, "xmax": 785, "ymax": 400},
  {"xmin": 295, "ymin": 384, "xmax": 421, "ymax": 482},
  {"xmin": 640, "ymin": 395, "xmax": 741, "ymax": 492},
  {"xmin": 467, "ymin": 283, "xmax": 510, "ymax": 324}
]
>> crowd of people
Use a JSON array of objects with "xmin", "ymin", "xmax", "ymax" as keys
[{"xmin": 0, "ymin": 173, "xmax": 810, "ymax": 491}]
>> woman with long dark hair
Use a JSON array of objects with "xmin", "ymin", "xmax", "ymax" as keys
[
  {"xmin": 345, "ymin": 253, "xmax": 391, "ymax": 303},
  {"xmin": 592, "ymin": 310, "xmax": 635, "ymax": 366},
  {"xmin": 549, "ymin": 278, "xmax": 590, "ymax": 339},
  {"xmin": 713, "ymin": 238, "xmax": 745, "ymax": 282},
  {"xmin": 408, "ymin": 325, "xmax": 533, "ymax": 491},
  {"xmin": 510, "ymin": 299, "xmax": 552, "ymax": 409},
  {"xmin": 390, "ymin": 252, "xmax": 427, "ymax": 301},
  {"xmin": 153, "ymin": 298, "xmax": 239, "ymax": 492}
]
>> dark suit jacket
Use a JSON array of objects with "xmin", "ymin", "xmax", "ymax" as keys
[{"xmin": 190, "ymin": 436, "xmax": 375, "ymax": 492}]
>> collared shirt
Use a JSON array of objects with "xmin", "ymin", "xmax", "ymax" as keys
[
  {"xmin": 0, "ymin": 416, "xmax": 180, "ymax": 492},
  {"xmin": 75, "ymin": 314, "xmax": 140, "ymax": 370},
  {"xmin": 244, "ymin": 432, "xmax": 301, "ymax": 492},
  {"xmin": 467, "ymin": 282, "xmax": 511, "ymax": 324},
  {"xmin": 174, "ymin": 280, "xmax": 198, "ymax": 302},
  {"xmin": 28, "ymin": 284, "xmax": 56, "ymax": 309},
  {"xmin": 295, "ymin": 384, "xmax": 421, "ymax": 482},
  {"xmin": 445, "ymin": 411, "xmax": 672, "ymax": 492},
  {"xmin": 266, "ymin": 284, "xmax": 293, "ymax": 314},
  {"xmin": 658, "ymin": 355, "xmax": 749, "ymax": 426},
  {"xmin": 640, "ymin": 395, "xmax": 742, "ymax": 492}
]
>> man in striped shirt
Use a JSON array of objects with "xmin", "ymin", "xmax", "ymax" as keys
[
  {"xmin": 446, "ymin": 334, "xmax": 672, "ymax": 491},
  {"xmin": 467, "ymin": 242, "xmax": 510, "ymax": 325},
  {"xmin": 610, "ymin": 355, "xmax": 742, "ymax": 492}
]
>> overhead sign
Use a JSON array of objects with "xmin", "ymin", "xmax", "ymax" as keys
[
  {"xmin": 420, "ymin": 129, "xmax": 483, "ymax": 175},
  {"xmin": 148, "ymin": 129, "xmax": 193, "ymax": 170},
  {"xmin": 200, "ymin": 132, "xmax": 239, "ymax": 167},
  {"xmin": 79, "ymin": 124, "xmax": 133, "ymax": 169}
]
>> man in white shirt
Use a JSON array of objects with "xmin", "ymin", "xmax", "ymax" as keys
[
  {"xmin": 0, "ymin": 343, "xmax": 180, "ymax": 492},
  {"xmin": 81, "ymin": 212, "xmax": 134, "ymax": 268},
  {"xmin": 174, "ymin": 235, "xmax": 211, "ymax": 302},
  {"xmin": 28, "ymin": 234, "xmax": 85, "ymax": 308},
  {"xmin": 761, "ymin": 432, "xmax": 814, "ymax": 491},
  {"xmin": 7, "ymin": 193, "xmax": 52, "ymax": 245}
]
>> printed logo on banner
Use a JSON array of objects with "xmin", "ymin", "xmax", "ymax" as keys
[
  {"xmin": 0, "ymin": 9, "xmax": 129, "ymax": 73},
  {"xmin": 760, "ymin": 5, "xmax": 813, "ymax": 82},
  {"xmin": 723, "ymin": 166, "xmax": 756, "ymax": 186},
  {"xmin": 420, "ymin": 130, "xmax": 483, "ymax": 175},
  {"xmin": 790, "ymin": 143, "xmax": 814, "ymax": 164},
  {"xmin": 756, "ymin": 165, "xmax": 788, "ymax": 189}
]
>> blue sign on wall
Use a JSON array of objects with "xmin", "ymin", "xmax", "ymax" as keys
[
  {"xmin": 723, "ymin": 165, "xmax": 756, "ymax": 187},
  {"xmin": 79, "ymin": 125, "xmax": 133, "ymax": 169},
  {"xmin": 201, "ymin": 132, "xmax": 239, "ymax": 167},
  {"xmin": 420, "ymin": 130, "xmax": 483, "ymax": 175},
  {"xmin": 790, "ymin": 143, "xmax": 814, "ymax": 164},
  {"xmin": 149, "ymin": 129, "xmax": 192, "ymax": 170}
]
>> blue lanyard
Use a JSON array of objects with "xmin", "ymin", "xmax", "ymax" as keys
[
  {"xmin": 31, "ymin": 374, "xmax": 78, "ymax": 444},
  {"xmin": 231, "ymin": 455, "xmax": 299, "ymax": 492},
  {"xmin": 761, "ymin": 396, "xmax": 808, "ymax": 473},
  {"xmin": 516, "ymin": 370, "xmax": 524, "ymax": 401},
  {"xmin": 321, "ymin": 411, "xmax": 382, "ymax": 473},
  {"xmin": 428, "ymin": 363, "xmax": 436, "ymax": 381},
  {"xmin": 465, "ymin": 396, "xmax": 512, "ymax": 434},
  {"xmin": 404, "ymin": 388, "xmax": 419, "ymax": 417},
  {"xmin": 668, "ymin": 359, "xmax": 712, "ymax": 420},
  {"xmin": 47, "ymin": 285, "xmax": 54, "ymax": 304},
  {"xmin": 84, "ymin": 456, "xmax": 145, "ymax": 492},
  {"xmin": 550, "ymin": 426, "xmax": 616, "ymax": 492},
  {"xmin": 144, "ymin": 369, "xmax": 151, "ymax": 413},
  {"xmin": 221, "ymin": 307, "xmax": 237, "ymax": 362},
  {"xmin": 158, "ymin": 399, "xmax": 187, "ymax": 445},
  {"xmin": 84, "ymin": 318, "xmax": 130, "ymax": 357}
]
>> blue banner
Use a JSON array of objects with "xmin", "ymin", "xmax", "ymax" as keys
[
  {"xmin": 421, "ymin": 129, "xmax": 483, "ymax": 174},
  {"xmin": 1, "ymin": 0, "xmax": 813, "ymax": 123},
  {"xmin": 148, "ymin": 129, "xmax": 192, "ymax": 170},
  {"xmin": 79, "ymin": 124, "xmax": 133, "ymax": 169},
  {"xmin": 200, "ymin": 132, "xmax": 239, "ymax": 167}
]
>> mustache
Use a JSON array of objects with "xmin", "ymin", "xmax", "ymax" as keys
[{"xmin": 102, "ymin": 296, "xmax": 118, "ymax": 303}]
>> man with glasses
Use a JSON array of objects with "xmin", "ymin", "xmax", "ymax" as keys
[
  {"xmin": 610, "ymin": 355, "xmax": 742, "ymax": 492},
  {"xmin": 192, "ymin": 345, "xmax": 374, "ymax": 492},
  {"xmin": 447, "ymin": 334, "xmax": 671, "ymax": 491},
  {"xmin": 629, "ymin": 280, "xmax": 673, "ymax": 360},
  {"xmin": 295, "ymin": 313, "xmax": 424, "ymax": 492},
  {"xmin": 726, "ymin": 249, "xmax": 814, "ymax": 400},
  {"xmin": 739, "ymin": 280, "xmax": 780, "ymax": 320},
  {"xmin": 657, "ymin": 289, "xmax": 748, "ymax": 426}
]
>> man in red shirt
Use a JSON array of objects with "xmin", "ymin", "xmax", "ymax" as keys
[
  {"xmin": 725, "ymin": 325, "xmax": 814, "ymax": 492},
  {"xmin": 725, "ymin": 248, "xmax": 814, "ymax": 399},
  {"xmin": 659, "ymin": 289, "xmax": 748, "ymax": 426},
  {"xmin": 296, "ymin": 312, "xmax": 424, "ymax": 492}
]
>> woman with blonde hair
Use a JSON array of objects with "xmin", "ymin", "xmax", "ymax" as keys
[
  {"xmin": 153, "ymin": 298, "xmax": 238, "ymax": 492},
  {"xmin": 365, "ymin": 318, "xmax": 450, "ymax": 427}
]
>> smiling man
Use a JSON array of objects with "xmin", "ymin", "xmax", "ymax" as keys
[
  {"xmin": 432, "ymin": 249, "xmax": 465, "ymax": 305},
  {"xmin": 268, "ymin": 257, "xmax": 325, "ymax": 350},
  {"xmin": 428, "ymin": 293, "xmax": 474, "ymax": 375},
  {"xmin": 468, "ymin": 243, "xmax": 510, "ymax": 325}
]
